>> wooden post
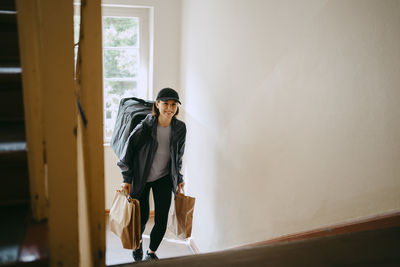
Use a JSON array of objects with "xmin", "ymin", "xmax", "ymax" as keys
[
  {"xmin": 77, "ymin": 0, "xmax": 106, "ymax": 266},
  {"xmin": 15, "ymin": 0, "xmax": 47, "ymax": 222},
  {"xmin": 38, "ymin": 0, "xmax": 79, "ymax": 265}
]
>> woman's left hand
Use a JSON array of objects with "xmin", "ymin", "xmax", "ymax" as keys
[{"xmin": 177, "ymin": 182, "xmax": 185, "ymax": 192}]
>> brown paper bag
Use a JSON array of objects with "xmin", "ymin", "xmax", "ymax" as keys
[
  {"xmin": 174, "ymin": 190, "xmax": 195, "ymax": 238},
  {"xmin": 109, "ymin": 190, "xmax": 141, "ymax": 250}
]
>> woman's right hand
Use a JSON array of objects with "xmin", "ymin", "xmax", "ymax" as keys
[{"xmin": 121, "ymin": 183, "xmax": 131, "ymax": 193}]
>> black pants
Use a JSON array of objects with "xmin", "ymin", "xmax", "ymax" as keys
[{"xmin": 138, "ymin": 175, "xmax": 172, "ymax": 252}]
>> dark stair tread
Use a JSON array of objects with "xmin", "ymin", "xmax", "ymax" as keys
[
  {"xmin": 0, "ymin": 0, "xmax": 16, "ymax": 12},
  {"xmin": 0, "ymin": 87, "xmax": 24, "ymax": 120},
  {"xmin": 0, "ymin": 12, "xmax": 17, "ymax": 29},
  {"xmin": 0, "ymin": 171, "xmax": 30, "ymax": 204},
  {"xmin": 0, "ymin": 36, "xmax": 19, "ymax": 62},
  {"xmin": 0, "ymin": 206, "xmax": 49, "ymax": 267},
  {"xmin": 0, "ymin": 121, "xmax": 29, "ymax": 205},
  {"xmin": 18, "ymin": 220, "xmax": 49, "ymax": 264},
  {"xmin": 0, "ymin": 67, "xmax": 22, "ymax": 85},
  {"xmin": 0, "ymin": 120, "xmax": 25, "ymax": 143},
  {"xmin": 0, "ymin": 205, "xmax": 30, "ymax": 265},
  {"xmin": 0, "ymin": 152, "xmax": 30, "ymax": 204},
  {"xmin": 0, "ymin": 142, "xmax": 27, "ymax": 161},
  {"xmin": 0, "ymin": 137, "xmax": 30, "ymax": 204},
  {"xmin": 0, "ymin": 12, "xmax": 19, "ymax": 64},
  {"xmin": 0, "ymin": 199, "xmax": 30, "ymax": 208},
  {"xmin": 0, "ymin": 147, "xmax": 26, "ymax": 161},
  {"xmin": 0, "ymin": 48, "xmax": 20, "ymax": 70}
]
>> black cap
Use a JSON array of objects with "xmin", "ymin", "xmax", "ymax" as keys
[{"xmin": 156, "ymin": 88, "xmax": 181, "ymax": 104}]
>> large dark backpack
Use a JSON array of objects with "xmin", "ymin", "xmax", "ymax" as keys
[{"xmin": 111, "ymin": 97, "xmax": 154, "ymax": 159}]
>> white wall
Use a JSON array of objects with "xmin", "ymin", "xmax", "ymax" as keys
[
  {"xmin": 105, "ymin": 146, "xmax": 120, "ymax": 210},
  {"xmin": 104, "ymin": 0, "xmax": 182, "ymax": 209},
  {"xmin": 181, "ymin": 0, "xmax": 400, "ymax": 252}
]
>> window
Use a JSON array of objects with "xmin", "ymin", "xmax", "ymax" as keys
[
  {"xmin": 74, "ymin": 4, "xmax": 152, "ymax": 143},
  {"xmin": 102, "ymin": 6, "xmax": 152, "ymax": 143}
]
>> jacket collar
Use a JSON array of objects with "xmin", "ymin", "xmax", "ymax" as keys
[{"xmin": 149, "ymin": 115, "xmax": 176, "ymax": 141}]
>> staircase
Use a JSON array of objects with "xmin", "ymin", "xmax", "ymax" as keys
[{"xmin": 0, "ymin": 1, "xmax": 48, "ymax": 266}]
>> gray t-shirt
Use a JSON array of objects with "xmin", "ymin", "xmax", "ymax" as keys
[{"xmin": 147, "ymin": 124, "xmax": 171, "ymax": 182}]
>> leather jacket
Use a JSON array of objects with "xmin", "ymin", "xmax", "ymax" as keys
[{"xmin": 117, "ymin": 114, "xmax": 186, "ymax": 198}]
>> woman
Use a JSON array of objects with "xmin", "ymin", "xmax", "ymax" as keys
[{"xmin": 118, "ymin": 88, "xmax": 186, "ymax": 261}]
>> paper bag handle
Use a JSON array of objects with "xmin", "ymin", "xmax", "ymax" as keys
[
  {"xmin": 177, "ymin": 187, "xmax": 185, "ymax": 195},
  {"xmin": 117, "ymin": 189, "xmax": 133, "ymax": 202}
]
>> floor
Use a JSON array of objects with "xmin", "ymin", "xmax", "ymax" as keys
[{"xmin": 106, "ymin": 215, "xmax": 194, "ymax": 266}]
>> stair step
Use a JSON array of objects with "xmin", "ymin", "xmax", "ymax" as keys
[
  {"xmin": 0, "ymin": 86, "xmax": 24, "ymax": 120},
  {"xmin": 0, "ymin": 65, "xmax": 24, "ymax": 122},
  {"xmin": 0, "ymin": 11, "xmax": 17, "ymax": 27},
  {"xmin": 0, "ymin": 120, "xmax": 25, "ymax": 143},
  {"xmin": 0, "ymin": 13, "xmax": 19, "ymax": 65},
  {"xmin": 0, "ymin": 205, "xmax": 30, "ymax": 265},
  {"xmin": 0, "ymin": 34, "xmax": 19, "ymax": 65},
  {"xmin": 0, "ymin": 67, "xmax": 21, "ymax": 86},
  {"xmin": 0, "ymin": 149, "xmax": 30, "ymax": 205},
  {"xmin": 0, "ymin": 0, "xmax": 16, "ymax": 12},
  {"xmin": 0, "ymin": 205, "xmax": 49, "ymax": 267},
  {"xmin": 0, "ymin": 121, "xmax": 29, "ymax": 205},
  {"xmin": 19, "ymin": 220, "xmax": 49, "ymax": 265}
]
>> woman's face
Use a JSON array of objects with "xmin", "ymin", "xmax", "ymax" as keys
[{"xmin": 156, "ymin": 100, "xmax": 178, "ymax": 120}]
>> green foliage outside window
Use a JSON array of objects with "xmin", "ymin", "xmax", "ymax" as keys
[
  {"xmin": 103, "ymin": 17, "xmax": 138, "ymax": 47},
  {"xmin": 103, "ymin": 49, "xmax": 138, "ymax": 78},
  {"xmin": 105, "ymin": 81, "xmax": 137, "ymax": 96}
]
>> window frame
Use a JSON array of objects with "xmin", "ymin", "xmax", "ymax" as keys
[{"xmin": 102, "ymin": 6, "xmax": 151, "ymax": 100}]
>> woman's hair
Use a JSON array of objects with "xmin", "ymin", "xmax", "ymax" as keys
[{"xmin": 152, "ymin": 100, "xmax": 180, "ymax": 118}]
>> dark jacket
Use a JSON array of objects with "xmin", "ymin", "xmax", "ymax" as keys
[{"xmin": 117, "ymin": 114, "xmax": 186, "ymax": 198}]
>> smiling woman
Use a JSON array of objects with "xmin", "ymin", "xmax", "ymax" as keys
[{"xmin": 118, "ymin": 87, "xmax": 187, "ymax": 261}]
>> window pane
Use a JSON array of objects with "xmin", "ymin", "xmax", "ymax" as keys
[
  {"xmin": 103, "ymin": 80, "xmax": 138, "ymax": 141},
  {"xmin": 104, "ymin": 80, "xmax": 137, "ymax": 97},
  {"xmin": 103, "ymin": 17, "xmax": 139, "ymax": 47},
  {"xmin": 104, "ymin": 49, "xmax": 138, "ymax": 78}
]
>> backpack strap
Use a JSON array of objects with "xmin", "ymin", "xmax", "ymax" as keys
[{"xmin": 130, "ymin": 97, "xmax": 153, "ymax": 107}]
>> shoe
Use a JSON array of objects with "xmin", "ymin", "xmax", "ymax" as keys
[
  {"xmin": 132, "ymin": 243, "xmax": 143, "ymax": 262},
  {"xmin": 144, "ymin": 251, "xmax": 159, "ymax": 261}
]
